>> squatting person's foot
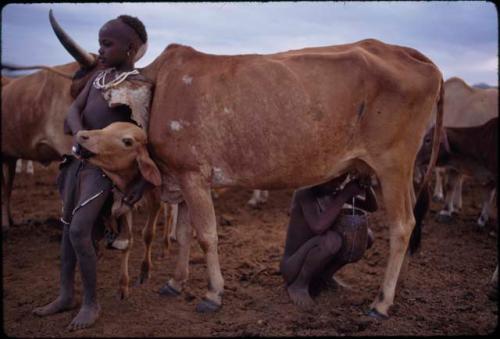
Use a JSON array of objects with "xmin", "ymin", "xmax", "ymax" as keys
[{"xmin": 288, "ymin": 284, "xmax": 315, "ymax": 308}]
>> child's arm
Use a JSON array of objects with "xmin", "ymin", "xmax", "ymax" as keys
[
  {"xmin": 65, "ymin": 76, "xmax": 93, "ymax": 140},
  {"xmin": 298, "ymin": 180, "xmax": 363, "ymax": 235}
]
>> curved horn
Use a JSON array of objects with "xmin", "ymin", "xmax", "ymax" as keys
[{"xmin": 49, "ymin": 9, "xmax": 95, "ymax": 68}]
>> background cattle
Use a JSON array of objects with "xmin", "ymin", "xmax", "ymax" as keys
[
  {"xmin": 430, "ymin": 77, "xmax": 498, "ymax": 220},
  {"xmin": 1, "ymin": 64, "xmax": 76, "ymax": 231},
  {"xmin": 417, "ymin": 118, "xmax": 498, "ymax": 227}
]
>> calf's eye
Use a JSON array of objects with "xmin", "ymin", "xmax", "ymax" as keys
[{"xmin": 122, "ymin": 138, "xmax": 134, "ymax": 147}]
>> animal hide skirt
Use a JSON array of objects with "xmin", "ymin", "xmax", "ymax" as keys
[{"xmin": 56, "ymin": 155, "xmax": 113, "ymax": 234}]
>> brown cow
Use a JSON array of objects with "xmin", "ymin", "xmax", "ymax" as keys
[
  {"xmin": 1, "ymin": 63, "xmax": 77, "ymax": 231},
  {"xmin": 431, "ymin": 77, "xmax": 498, "ymax": 210},
  {"xmin": 52, "ymin": 12, "xmax": 444, "ymax": 317},
  {"xmin": 417, "ymin": 117, "xmax": 498, "ymax": 226},
  {"xmin": 416, "ymin": 117, "xmax": 498, "ymax": 298}
]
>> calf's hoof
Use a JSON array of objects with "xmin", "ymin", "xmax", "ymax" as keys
[
  {"xmin": 195, "ymin": 298, "xmax": 221, "ymax": 313},
  {"xmin": 159, "ymin": 282, "xmax": 181, "ymax": 297},
  {"xmin": 367, "ymin": 308, "xmax": 389, "ymax": 320}
]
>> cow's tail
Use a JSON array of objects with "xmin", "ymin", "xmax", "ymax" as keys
[{"xmin": 409, "ymin": 78, "xmax": 445, "ymax": 255}]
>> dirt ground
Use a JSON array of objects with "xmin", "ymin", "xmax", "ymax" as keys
[{"xmin": 2, "ymin": 162, "xmax": 498, "ymax": 337}]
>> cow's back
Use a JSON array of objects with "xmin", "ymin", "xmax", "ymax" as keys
[
  {"xmin": 148, "ymin": 39, "xmax": 442, "ymax": 189},
  {"xmin": 443, "ymin": 77, "xmax": 498, "ymax": 127}
]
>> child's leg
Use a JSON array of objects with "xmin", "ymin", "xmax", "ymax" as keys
[
  {"xmin": 280, "ymin": 236, "xmax": 324, "ymax": 285},
  {"xmin": 66, "ymin": 165, "xmax": 112, "ymax": 331},
  {"xmin": 67, "ymin": 191, "xmax": 110, "ymax": 331},
  {"xmin": 286, "ymin": 230, "xmax": 342, "ymax": 307},
  {"xmin": 33, "ymin": 224, "xmax": 77, "ymax": 316}
]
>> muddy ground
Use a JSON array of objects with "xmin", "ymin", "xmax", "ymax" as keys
[{"xmin": 2, "ymin": 162, "xmax": 498, "ymax": 336}]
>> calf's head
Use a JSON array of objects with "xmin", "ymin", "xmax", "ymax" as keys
[{"xmin": 76, "ymin": 122, "xmax": 161, "ymax": 190}]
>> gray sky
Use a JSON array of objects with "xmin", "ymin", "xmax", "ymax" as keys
[{"xmin": 1, "ymin": 1, "xmax": 498, "ymax": 85}]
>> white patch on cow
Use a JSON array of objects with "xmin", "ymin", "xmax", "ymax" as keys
[
  {"xmin": 170, "ymin": 120, "xmax": 183, "ymax": 131},
  {"xmin": 223, "ymin": 107, "xmax": 230, "ymax": 114},
  {"xmin": 182, "ymin": 75, "xmax": 193, "ymax": 85}
]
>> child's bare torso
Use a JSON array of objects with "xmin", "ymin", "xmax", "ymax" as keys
[{"xmin": 81, "ymin": 84, "xmax": 133, "ymax": 130}]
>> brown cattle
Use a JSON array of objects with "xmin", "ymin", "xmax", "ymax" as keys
[
  {"xmin": 143, "ymin": 41, "xmax": 444, "ymax": 317},
  {"xmin": 52, "ymin": 12, "xmax": 444, "ymax": 317},
  {"xmin": 1, "ymin": 63, "xmax": 78, "ymax": 230},
  {"xmin": 431, "ymin": 77, "xmax": 498, "ymax": 209},
  {"xmin": 417, "ymin": 117, "xmax": 498, "ymax": 226}
]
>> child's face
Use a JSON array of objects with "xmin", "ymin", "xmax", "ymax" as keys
[{"xmin": 98, "ymin": 21, "xmax": 130, "ymax": 68}]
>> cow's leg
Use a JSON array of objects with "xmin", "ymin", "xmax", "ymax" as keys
[
  {"xmin": 432, "ymin": 167, "xmax": 445, "ymax": 202},
  {"xmin": 166, "ymin": 202, "xmax": 179, "ymax": 245},
  {"xmin": 118, "ymin": 212, "xmax": 133, "ymax": 299},
  {"xmin": 138, "ymin": 197, "xmax": 162, "ymax": 284},
  {"xmin": 26, "ymin": 160, "xmax": 35, "ymax": 174},
  {"xmin": 2, "ymin": 157, "xmax": 17, "ymax": 231},
  {"xmin": 478, "ymin": 186, "xmax": 496, "ymax": 227},
  {"xmin": 452, "ymin": 174, "xmax": 464, "ymax": 212},
  {"xmin": 369, "ymin": 166, "xmax": 415, "ymax": 318},
  {"xmin": 247, "ymin": 189, "xmax": 262, "ymax": 207},
  {"xmin": 159, "ymin": 201, "xmax": 192, "ymax": 296},
  {"xmin": 180, "ymin": 172, "xmax": 223, "ymax": 312},
  {"xmin": 437, "ymin": 169, "xmax": 460, "ymax": 223},
  {"xmin": 15, "ymin": 159, "xmax": 23, "ymax": 173},
  {"xmin": 260, "ymin": 190, "xmax": 269, "ymax": 203}
]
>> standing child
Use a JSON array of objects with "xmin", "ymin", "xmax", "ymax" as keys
[
  {"xmin": 33, "ymin": 15, "xmax": 154, "ymax": 331},
  {"xmin": 280, "ymin": 173, "xmax": 378, "ymax": 308}
]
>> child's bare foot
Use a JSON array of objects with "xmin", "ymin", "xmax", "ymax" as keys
[
  {"xmin": 287, "ymin": 284, "xmax": 315, "ymax": 308},
  {"xmin": 32, "ymin": 296, "xmax": 75, "ymax": 316},
  {"xmin": 67, "ymin": 303, "xmax": 101, "ymax": 331}
]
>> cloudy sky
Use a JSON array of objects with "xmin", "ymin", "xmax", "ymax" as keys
[{"xmin": 1, "ymin": 2, "xmax": 497, "ymax": 86}]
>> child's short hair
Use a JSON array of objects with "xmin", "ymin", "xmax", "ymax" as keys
[{"xmin": 117, "ymin": 15, "xmax": 147, "ymax": 44}]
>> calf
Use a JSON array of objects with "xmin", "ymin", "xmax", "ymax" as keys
[
  {"xmin": 417, "ymin": 117, "xmax": 498, "ymax": 226},
  {"xmin": 76, "ymin": 122, "xmax": 175, "ymax": 298}
]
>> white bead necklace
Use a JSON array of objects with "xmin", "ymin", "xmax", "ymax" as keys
[{"xmin": 93, "ymin": 68, "xmax": 139, "ymax": 90}]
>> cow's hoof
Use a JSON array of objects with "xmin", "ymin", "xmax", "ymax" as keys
[
  {"xmin": 436, "ymin": 213, "xmax": 453, "ymax": 224},
  {"xmin": 158, "ymin": 282, "xmax": 181, "ymax": 297},
  {"xmin": 367, "ymin": 308, "xmax": 389, "ymax": 320},
  {"xmin": 432, "ymin": 195, "xmax": 444, "ymax": 203},
  {"xmin": 134, "ymin": 274, "xmax": 149, "ymax": 286},
  {"xmin": 195, "ymin": 298, "xmax": 221, "ymax": 313}
]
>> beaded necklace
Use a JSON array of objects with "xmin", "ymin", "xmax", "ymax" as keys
[{"xmin": 93, "ymin": 68, "xmax": 139, "ymax": 90}]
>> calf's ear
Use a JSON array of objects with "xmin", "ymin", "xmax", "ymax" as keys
[{"xmin": 136, "ymin": 145, "xmax": 162, "ymax": 186}]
